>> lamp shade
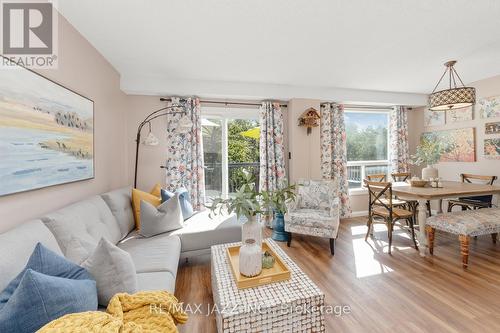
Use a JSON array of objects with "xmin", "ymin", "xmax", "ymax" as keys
[
  {"xmin": 142, "ymin": 131, "xmax": 159, "ymax": 146},
  {"xmin": 428, "ymin": 87, "xmax": 476, "ymax": 111}
]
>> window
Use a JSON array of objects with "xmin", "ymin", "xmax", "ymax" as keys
[
  {"xmin": 201, "ymin": 107, "xmax": 260, "ymax": 200},
  {"xmin": 345, "ymin": 110, "xmax": 390, "ymax": 190}
]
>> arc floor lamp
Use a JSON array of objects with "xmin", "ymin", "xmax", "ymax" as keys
[{"xmin": 134, "ymin": 99, "xmax": 192, "ymax": 188}]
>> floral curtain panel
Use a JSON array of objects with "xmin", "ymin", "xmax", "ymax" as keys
[
  {"xmin": 320, "ymin": 103, "xmax": 351, "ymax": 218},
  {"xmin": 389, "ymin": 106, "xmax": 410, "ymax": 173},
  {"xmin": 259, "ymin": 101, "xmax": 286, "ymax": 194},
  {"xmin": 165, "ymin": 97, "xmax": 205, "ymax": 210}
]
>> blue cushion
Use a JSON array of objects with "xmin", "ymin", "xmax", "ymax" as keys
[
  {"xmin": 0, "ymin": 243, "xmax": 93, "ymax": 309},
  {"xmin": 0, "ymin": 269, "xmax": 97, "ymax": 333},
  {"xmin": 161, "ymin": 188, "xmax": 194, "ymax": 220}
]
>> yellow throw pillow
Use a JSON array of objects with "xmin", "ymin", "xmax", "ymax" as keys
[
  {"xmin": 150, "ymin": 183, "xmax": 162, "ymax": 197},
  {"xmin": 132, "ymin": 188, "xmax": 161, "ymax": 228}
]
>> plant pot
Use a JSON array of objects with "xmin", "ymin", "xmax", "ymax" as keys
[
  {"xmin": 422, "ymin": 165, "xmax": 438, "ymax": 180},
  {"xmin": 271, "ymin": 212, "xmax": 288, "ymax": 242}
]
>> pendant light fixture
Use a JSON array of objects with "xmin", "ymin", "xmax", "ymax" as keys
[{"xmin": 428, "ymin": 60, "xmax": 475, "ymax": 111}]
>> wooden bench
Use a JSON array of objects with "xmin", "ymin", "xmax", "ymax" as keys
[{"xmin": 425, "ymin": 208, "xmax": 500, "ymax": 268}]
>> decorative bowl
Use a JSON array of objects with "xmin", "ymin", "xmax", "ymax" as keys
[{"xmin": 410, "ymin": 180, "xmax": 428, "ymax": 187}]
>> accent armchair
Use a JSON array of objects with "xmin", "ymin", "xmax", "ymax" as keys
[{"xmin": 284, "ymin": 179, "xmax": 340, "ymax": 255}]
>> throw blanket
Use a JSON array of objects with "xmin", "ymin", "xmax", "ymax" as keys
[{"xmin": 38, "ymin": 291, "xmax": 188, "ymax": 332}]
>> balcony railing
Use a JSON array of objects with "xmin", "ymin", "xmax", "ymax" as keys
[
  {"xmin": 204, "ymin": 161, "xmax": 260, "ymax": 198},
  {"xmin": 347, "ymin": 160, "xmax": 390, "ymax": 189}
]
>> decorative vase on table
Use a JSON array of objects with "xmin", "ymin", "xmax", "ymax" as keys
[
  {"xmin": 239, "ymin": 216, "xmax": 262, "ymax": 277},
  {"xmin": 271, "ymin": 212, "xmax": 288, "ymax": 242},
  {"xmin": 422, "ymin": 165, "xmax": 438, "ymax": 180}
]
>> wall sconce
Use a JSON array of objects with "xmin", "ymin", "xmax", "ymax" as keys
[{"xmin": 298, "ymin": 107, "xmax": 321, "ymax": 135}]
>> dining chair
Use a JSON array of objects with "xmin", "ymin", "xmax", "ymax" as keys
[
  {"xmin": 391, "ymin": 172, "xmax": 432, "ymax": 217},
  {"xmin": 365, "ymin": 173, "xmax": 407, "ymax": 209},
  {"xmin": 447, "ymin": 174, "xmax": 498, "ymax": 212},
  {"xmin": 366, "ymin": 173, "xmax": 387, "ymax": 182},
  {"xmin": 365, "ymin": 180, "xmax": 418, "ymax": 254}
]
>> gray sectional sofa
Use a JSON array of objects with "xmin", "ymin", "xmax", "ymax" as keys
[{"xmin": 0, "ymin": 186, "xmax": 241, "ymax": 295}]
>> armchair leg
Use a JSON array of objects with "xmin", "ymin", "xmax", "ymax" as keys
[
  {"xmin": 492, "ymin": 233, "xmax": 498, "ymax": 244},
  {"xmin": 287, "ymin": 232, "xmax": 292, "ymax": 247},
  {"xmin": 329, "ymin": 238, "xmax": 335, "ymax": 256}
]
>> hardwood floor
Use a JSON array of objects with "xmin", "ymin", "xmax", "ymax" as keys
[{"xmin": 175, "ymin": 217, "xmax": 500, "ymax": 332}]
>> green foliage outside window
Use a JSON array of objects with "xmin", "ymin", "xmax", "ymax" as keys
[{"xmin": 346, "ymin": 123, "xmax": 388, "ymax": 161}]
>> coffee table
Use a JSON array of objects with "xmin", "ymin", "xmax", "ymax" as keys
[{"xmin": 211, "ymin": 239, "xmax": 325, "ymax": 332}]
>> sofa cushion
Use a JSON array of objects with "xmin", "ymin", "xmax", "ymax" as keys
[
  {"xmin": 0, "ymin": 220, "xmax": 62, "ymax": 292},
  {"xmin": 82, "ymin": 238, "xmax": 137, "ymax": 306},
  {"xmin": 101, "ymin": 187, "xmax": 135, "ymax": 239},
  {"xmin": 0, "ymin": 269, "xmax": 97, "ymax": 333},
  {"xmin": 161, "ymin": 188, "xmax": 194, "ymax": 220},
  {"xmin": 171, "ymin": 210, "xmax": 241, "ymax": 252},
  {"xmin": 140, "ymin": 194, "xmax": 183, "ymax": 237},
  {"xmin": 0, "ymin": 243, "xmax": 93, "ymax": 309},
  {"xmin": 426, "ymin": 208, "xmax": 500, "ymax": 236},
  {"xmin": 136, "ymin": 272, "xmax": 176, "ymax": 294},
  {"xmin": 118, "ymin": 233, "xmax": 181, "ymax": 277},
  {"xmin": 131, "ymin": 188, "xmax": 161, "ymax": 228},
  {"xmin": 42, "ymin": 195, "xmax": 122, "ymax": 263}
]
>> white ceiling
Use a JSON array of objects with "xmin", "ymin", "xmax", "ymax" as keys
[{"xmin": 58, "ymin": 0, "xmax": 500, "ymax": 104}]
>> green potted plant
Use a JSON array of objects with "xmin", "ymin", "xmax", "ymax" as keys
[
  {"xmin": 411, "ymin": 137, "xmax": 443, "ymax": 180},
  {"xmin": 261, "ymin": 182, "xmax": 297, "ymax": 242},
  {"xmin": 205, "ymin": 172, "xmax": 264, "ymax": 277}
]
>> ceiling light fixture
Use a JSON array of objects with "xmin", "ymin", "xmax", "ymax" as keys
[{"xmin": 428, "ymin": 60, "xmax": 475, "ymax": 111}]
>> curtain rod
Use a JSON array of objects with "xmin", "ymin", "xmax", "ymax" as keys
[
  {"xmin": 320, "ymin": 102, "xmax": 395, "ymax": 110},
  {"xmin": 159, "ymin": 97, "xmax": 287, "ymax": 108}
]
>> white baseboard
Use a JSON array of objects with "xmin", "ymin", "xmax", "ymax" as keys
[{"xmin": 350, "ymin": 210, "xmax": 368, "ymax": 217}]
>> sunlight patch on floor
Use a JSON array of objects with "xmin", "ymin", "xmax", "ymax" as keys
[{"xmin": 351, "ymin": 225, "xmax": 394, "ymax": 278}]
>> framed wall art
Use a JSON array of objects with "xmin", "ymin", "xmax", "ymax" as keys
[
  {"xmin": 421, "ymin": 128, "xmax": 475, "ymax": 162},
  {"xmin": 485, "ymin": 122, "xmax": 500, "ymax": 135},
  {"xmin": 0, "ymin": 57, "xmax": 94, "ymax": 196},
  {"xmin": 484, "ymin": 138, "xmax": 500, "ymax": 159},
  {"xmin": 446, "ymin": 106, "xmax": 473, "ymax": 123},
  {"xmin": 478, "ymin": 96, "xmax": 500, "ymax": 119},
  {"xmin": 424, "ymin": 108, "xmax": 445, "ymax": 126}
]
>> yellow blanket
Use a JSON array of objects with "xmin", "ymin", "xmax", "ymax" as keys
[{"xmin": 38, "ymin": 291, "xmax": 188, "ymax": 333}]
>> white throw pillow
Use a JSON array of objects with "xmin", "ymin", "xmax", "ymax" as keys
[
  {"xmin": 81, "ymin": 238, "xmax": 137, "ymax": 306},
  {"xmin": 139, "ymin": 193, "xmax": 183, "ymax": 237}
]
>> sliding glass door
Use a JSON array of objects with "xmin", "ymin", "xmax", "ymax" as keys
[{"xmin": 202, "ymin": 109, "xmax": 259, "ymax": 200}]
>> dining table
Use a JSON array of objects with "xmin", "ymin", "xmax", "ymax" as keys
[{"xmin": 392, "ymin": 180, "xmax": 500, "ymax": 256}]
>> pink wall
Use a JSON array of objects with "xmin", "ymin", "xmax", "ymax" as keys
[
  {"xmin": 126, "ymin": 95, "xmax": 168, "ymax": 192},
  {"xmin": 0, "ymin": 15, "xmax": 129, "ymax": 232}
]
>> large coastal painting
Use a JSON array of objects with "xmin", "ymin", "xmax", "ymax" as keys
[
  {"xmin": 0, "ymin": 58, "xmax": 94, "ymax": 196},
  {"xmin": 421, "ymin": 128, "xmax": 475, "ymax": 162}
]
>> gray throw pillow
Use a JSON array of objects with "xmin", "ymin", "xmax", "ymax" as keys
[
  {"xmin": 139, "ymin": 193, "xmax": 183, "ymax": 237},
  {"xmin": 81, "ymin": 238, "xmax": 137, "ymax": 306}
]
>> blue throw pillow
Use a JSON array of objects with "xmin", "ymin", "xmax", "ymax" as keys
[
  {"xmin": 161, "ymin": 188, "xmax": 194, "ymax": 220},
  {"xmin": 0, "ymin": 269, "xmax": 97, "ymax": 333},
  {"xmin": 0, "ymin": 243, "xmax": 94, "ymax": 309}
]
